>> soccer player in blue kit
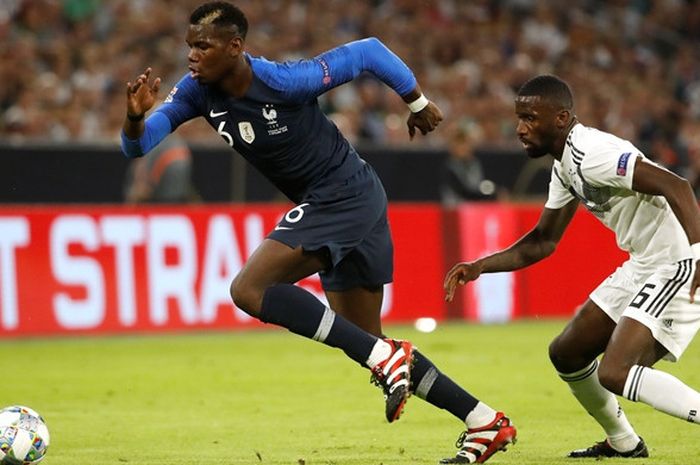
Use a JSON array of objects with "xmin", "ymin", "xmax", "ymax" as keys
[{"xmin": 121, "ymin": 2, "xmax": 515, "ymax": 463}]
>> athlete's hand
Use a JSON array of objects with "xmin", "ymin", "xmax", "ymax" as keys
[
  {"xmin": 126, "ymin": 67, "xmax": 161, "ymax": 118},
  {"xmin": 690, "ymin": 263, "xmax": 700, "ymax": 303},
  {"xmin": 444, "ymin": 260, "xmax": 483, "ymax": 302},
  {"xmin": 408, "ymin": 101, "xmax": 443, "ymax": 140}
]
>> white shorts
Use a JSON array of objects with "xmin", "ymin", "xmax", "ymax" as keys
[{"xmin": 590, "ymin": 258, "xmax": 700, "ymax": 362}]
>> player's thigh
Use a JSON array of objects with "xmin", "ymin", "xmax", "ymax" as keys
[
  {"xmin": 325, "ymin": 286, "xmax": 384, "ymax": 337},
  {"xmin": 320, "ymin": 215, "xmax": 392, "ymax": 337},
  {"xmin": 320, "ymin": 214, "xmax": 393, "ymax": 289},
  {"xmin": 549, "ymin": 299, "xmax": 617, "ymax": 372},
  {"xmin": 269, "ymin": 164, "xmax": 388, "ymax": 269},
  {"xmin": 597, "ymin": 316, "xmax": 668, "ymax": 394},
  {"xmin": 231, "ymin": 238, "xmax": 328, "ymax": 313},
  {"xmin": 604, "ymin": 317, "xmax": 666, "ymax": 366},
  {"xmin": 550, "ymin": 261, "xmax": 643, "ymax": 371},
  {"xmin": 613, "ymin": 258, "xmax": 700, "ymax": 363}
]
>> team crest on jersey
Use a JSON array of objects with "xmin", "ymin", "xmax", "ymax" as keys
[
  {"xmin": 617, "ymin": 152, "xmax": 631, "ymax": 176},
  {"xmin": 164, "ymin": 86, "xmax": 178, "ymax": 103},
  {"xmin": 262, "ymin": 105, "xmax": 278, "ymax": 124},
  {"xmin": 262, "ymin": 104, "xmax": 288, "ymax": 136},
  {"xmin": 238, "ymin": 122, "xmax": 255, "ymax": 143}
]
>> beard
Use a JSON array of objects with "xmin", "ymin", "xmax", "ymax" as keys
[
  {"xmin": 523, "ymin": 132, "xmax": 557, "ymax": 159},
  {"xmin": 525, "ymin": 145, "xmax": 550, "ymax": 158}
]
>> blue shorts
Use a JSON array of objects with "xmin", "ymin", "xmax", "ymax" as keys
[{"xmin": 268, "ymin": 162, "xmax": 393, "ymax": 291}]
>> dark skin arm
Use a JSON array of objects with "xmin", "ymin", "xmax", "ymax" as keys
[
  {"xmin": 444, "ymin": 198, "xmax": 579, "ymax": 302},
  {"xmin": 123, "ymin": 67, "xmax": 161, "ymax": 139},
  {"xmin": 632, "ymin": 157, "xmax": 700, "ymax": 302},
  {"xmin": 402, "ymin": 84, "xmax": 443, "ymax": 140}
]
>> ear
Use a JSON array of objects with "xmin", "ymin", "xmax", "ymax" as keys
[
  {"xmin": 555, "ymin": 109, "xmax": 572, "ymax": 129},
  {"xmin": 228, "ymin": 36, "xmax": 244, "ymax": 57}
]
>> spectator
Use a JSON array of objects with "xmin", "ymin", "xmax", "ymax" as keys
[
  {"xmin": 123, "ymin": 134, "xmax": 196, "ymax": 203},
  {"xmin": 440, "ymin": 121, "xmax": 497, "ymax": 206},
  {"xmin": 2, "ymin": 0, "xmax": 700, "ymax": 164}
]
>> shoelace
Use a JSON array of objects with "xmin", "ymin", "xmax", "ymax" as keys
[
  {"xmin": 370, "ymin": 367, "xmax": 409, "ymax": 395},
  {"xmin": 455, "ymin": 430, "xmax": 468, "ymax": 449},
  {"xmin": 454, "ymin": 418, "xmax": 501, "ymax": 449},
  {"xmin": 587, "ymin": 441, "xmax": 608, "ymax": 452},
  {"xmin": 370, "ymin": 372, "xmax": 390, "ymax": 401}
]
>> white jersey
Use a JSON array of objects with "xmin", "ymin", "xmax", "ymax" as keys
[{"xmin": 545, "ymin": 123, "xmax": 691, "ymax": 267}]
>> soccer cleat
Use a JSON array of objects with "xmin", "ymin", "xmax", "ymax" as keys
[
  {"xmin": 567, "ymin": 437, "xmax": 648, "ymax": 458},
  {"xmin": 440, "ymin": 412, "xmax": 517, "ymax": 464},
  {"xmin": 370, "ymin": 338, "xmax": 414, "ymax": 422}
]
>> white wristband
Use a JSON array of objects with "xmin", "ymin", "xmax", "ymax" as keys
[
  {"xmin": 692, "ymin": 243, "xmax": 700, "ymax": 261},
  {"xmin": 407, "ymin": 94, "xmax": 429, "ymax": 113}
]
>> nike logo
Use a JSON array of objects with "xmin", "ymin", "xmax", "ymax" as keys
[
  {"xmin": 209, "ymin": 110, "xmax": 228, "ymax": 118},
  {"xmin": 274, "ymin": 225, "xmax": 293, "ymax": 231}
]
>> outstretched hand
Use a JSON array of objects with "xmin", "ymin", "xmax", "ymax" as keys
[
  {"xmin": 407, "ymin": 101, "xmax": 443, "ymax": 140},
  {"xmin": 444, "ymin": 261, "xmax": 483, "ymax": 302},
  {"xmin": 126, "ymin": 67, "xmax": 161, "ymax": 118}
]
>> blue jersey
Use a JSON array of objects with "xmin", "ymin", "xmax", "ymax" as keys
[{"xmin": 121, "ymin": 37, "xmax": 417, "ymax": 203}]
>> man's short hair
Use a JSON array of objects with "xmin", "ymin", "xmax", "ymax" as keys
[
  {"xmin": 190, "ymin": 1, "xmax": 248, "ymax": 39},
  {"xmin": 518, "ymin": 75, "xmax": 574, "ymax": 110}
]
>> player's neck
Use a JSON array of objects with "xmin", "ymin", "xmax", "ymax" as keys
[
  {"xmin": 552, "ymin": 117, "xmax": 578, "ymax": 160},
  {"xmin": 218, "ymin": 56, "xmax": 252, "ymax": 98}
]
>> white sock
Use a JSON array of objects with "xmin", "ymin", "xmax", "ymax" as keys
[
  {"xmin": 365, "ymin": 339, "xmax": 392, "ymax": 369},
  {"xmin": 465, "ymin": 401, "xmax": 498, "ymax": 430},
  {"xmin": 623, "ymin": 365, "xmax": 700, "ymax": 424},
  {"xmin": 559, "ymin": 360, "xmax": 640, "ymax": 451}
]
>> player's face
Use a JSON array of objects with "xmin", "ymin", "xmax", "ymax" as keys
[
  {"xmin": 514, "ymin": 96, "xmax": 561, "ymax": 159},
  {"xmin": 185, "ymin": 25, "xmax": 241, "ymax": 84}
]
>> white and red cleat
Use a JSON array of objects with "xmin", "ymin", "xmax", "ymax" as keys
[
  {"xmin": 440, "ymin": 412, "xmax": 517, "ymax": 464},
  {"xmin": 370, "ymin": 338, "xmax": 414, "ymax": 422}
]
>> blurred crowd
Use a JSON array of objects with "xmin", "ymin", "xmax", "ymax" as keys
[{"xmin": 3, "ymin": 0, "xmax": 700, "ymax": 185}]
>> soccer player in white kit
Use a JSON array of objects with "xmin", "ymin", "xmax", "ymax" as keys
[{"xmin": 444, "ymin": 74, "xmax": 700, "ymax": 458}]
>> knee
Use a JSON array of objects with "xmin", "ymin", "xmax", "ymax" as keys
[
  {"xmin": 548, "ymin": 335, "xmax": 572, "ymax": 372},
  {"xmin": 597, "ymin": 360, "xmax": 630, "ymax": 395},
  {"xmin": 548, "ymin": 334, "xmax": 590, "ymax": 374},
  {"xmin": 229, "ymin": 275, "xmax": 263, "ymax": 317}
]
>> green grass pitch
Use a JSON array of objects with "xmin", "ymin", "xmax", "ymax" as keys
[{"xmin": 2, "ymin": 321, "xmax": 698, "ymax": 464}]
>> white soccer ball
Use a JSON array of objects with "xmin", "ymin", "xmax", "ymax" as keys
[{"xmin": 0, "ymin": 406, "xmax": 50, "ymax": 465}]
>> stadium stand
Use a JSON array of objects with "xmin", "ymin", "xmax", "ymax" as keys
[{"xmin": 2, "ymin": 0, "xmax": 700, "ymax": 189}]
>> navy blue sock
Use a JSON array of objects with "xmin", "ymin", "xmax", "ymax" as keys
[
  {"xmin": 411, "ymin": 350, "xmax": 479, "ymax": 422},
  {"xmin": 259, "ymin": 283, "xmax": 378, "ymax": 366}
]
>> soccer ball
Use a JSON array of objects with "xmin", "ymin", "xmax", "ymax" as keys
[{"xmin": 0, "ymin": 406, "xmax": 50, "ymax": 465}]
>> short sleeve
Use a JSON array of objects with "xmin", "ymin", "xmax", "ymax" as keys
[
  {"xmin": 544, "ymin": 163, "xmax": 575, "ymax": 209},
  {"xmin": 579, "ymin": 141, "xmax": 642, "ymax": 190}
]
